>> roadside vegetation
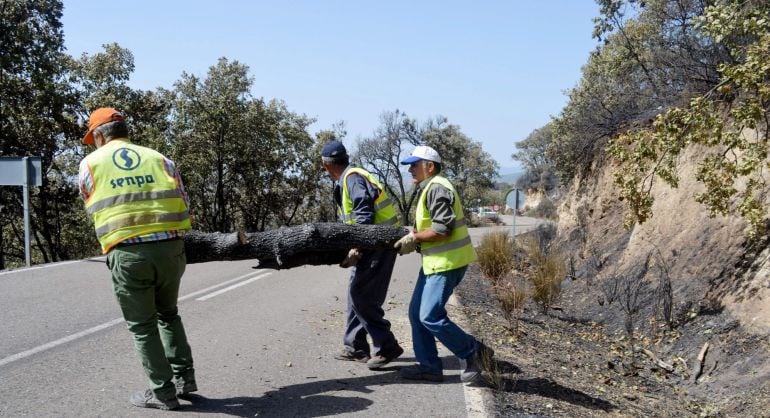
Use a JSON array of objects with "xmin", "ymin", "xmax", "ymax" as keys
[{"xmin": 476, "ymin": 224, "xmax": 565, "ymax": 333}]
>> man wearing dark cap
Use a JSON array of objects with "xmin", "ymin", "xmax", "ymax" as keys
[
  {"xmin": 78, "ymin": 108, "xmax": 196, "ymax": 410},
  {"xmin": 321, "ymin": 140, "xmax": 404, "ymax": 369}
]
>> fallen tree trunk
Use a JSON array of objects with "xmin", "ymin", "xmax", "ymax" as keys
[{"xmin": 183, "ymin": 223, "xmax": 409, "ymax": 269}]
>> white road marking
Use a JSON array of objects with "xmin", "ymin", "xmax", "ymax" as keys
[
  {"xmin": 0, "ymin": 318, "xmax": 124, "ymax": 368},
  {"xmin": 447, "ymin": 294, "xmax": 492, "ymax": 418},
  {"xmin": 0, "ymin": 269, "xmax": 269, "ymax": 368},
  {"xmin": 195, "ymin": 272, "xmax": 272, "ymax": 301},
  {"xmin": 0, "ymin": 258, "xmax": 106, "ymax": 277},
  {"xmin": 179, "ymin": 270, "xmax": 268, "ymax": 302}
]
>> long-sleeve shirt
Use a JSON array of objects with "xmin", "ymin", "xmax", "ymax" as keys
[
  {"xmin": 333, "ymin": 166, "xmax": 381, "ymax": 225},
  {"xmin": 78, "ymin": 147, "xmax": 190, "ymax": 244},
  {"xmin": 416, "ymin": 175, "xmax": 456, "ymax": 236}
]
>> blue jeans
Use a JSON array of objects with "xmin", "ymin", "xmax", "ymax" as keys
[{"xmin": 408, "ymin": 266, "xmax": 476, "ymax": 374}]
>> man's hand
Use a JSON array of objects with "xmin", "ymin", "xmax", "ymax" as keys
[
  {"xmin": 394, "ymin": 232, "xmax": 418, "ymax": 255},
  {"xmin": 340, "ymin": 248, "xmax": 363, "ymax": 268}
]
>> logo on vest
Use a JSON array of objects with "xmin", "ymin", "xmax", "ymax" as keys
[
  {"xmin": 110, "ymin": 175, "xmax": 154, "ymax": 189},
  {"xmin": 112, "ymin": 148, "xmax": 141, "ymax": 170}
]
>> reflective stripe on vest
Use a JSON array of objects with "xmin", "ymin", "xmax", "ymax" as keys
[
  {"xmin": 416, "ymin": 175, "xmax": 477, "ymax": 274},
  {"xmin": 84, "ymin": 141, "xmax": 191, "ymax": 253},
  {"xmin": 420, "ymin": 235, "xmax": 473, "ymax": 256},
  {"xmin": 86, "ymin": 189, "xmax": 183, "ymax": 214},
  {"xmin": 94, "ymin": 212, "xmax": 190, "ymax": 238},
  {"xmin": 340, "ymin": 167, "xmax": 401, "ymax": 227}
]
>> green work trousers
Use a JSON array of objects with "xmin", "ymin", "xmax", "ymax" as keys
[{"xmin": 107, "ymin": 238, "xmax": 194, "ymax": 401}]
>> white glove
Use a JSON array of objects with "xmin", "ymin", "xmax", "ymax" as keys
[
  {"xmin": 394, "ymin": 232, "xmax": 418, "ymax": 255},
  {"xmin": 339, "ymin": 248, "xmax": 363, "ymax": 268}
]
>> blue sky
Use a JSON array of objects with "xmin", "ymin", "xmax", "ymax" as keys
[{"xmin": 61, "ymin": 1, "xmax": 600, "ymax": 173}]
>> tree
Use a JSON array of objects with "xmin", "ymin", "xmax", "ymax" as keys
[
  {"xmin": 354, "ymin": 110, "xmax": 420, "ymax": 224},
  {"xmin": 170, "ymin": 57, "xmax": 323, "ymax": 232},
  {"xmin": 551, "ymin": 0, "xmax": 725, "ymax": 182},
  {"xmin": 353, "ymin": 111, "xmax": 498, "ymax": 225},
  {"xmin": 512, "ymin": 123, "xmax": 559, "ymax": 192},
  {"xmin": 420, "ymin": 116, "xmax": 499, "ymax": 211},
  {"xmin": 314, "ymin": 122, "xmax": 348, "ymax": 223},
  {"xmin": 170, "ymin": 58, "xmax": 252, "ymax": 232},
  {"xmin": 231, "ymin": 98, "xmax": 319, "ymax": 230},
  {"xmin": 0, "ymin": 0, "xmax": 85, "ymax": 268},
  {"xmin": 608, "ymin": 0, "xmax": 770, "ymax": 236}
]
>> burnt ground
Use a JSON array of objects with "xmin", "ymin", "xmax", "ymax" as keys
[{"xmin": 454, "ymin": 264, "xmax": 770, "ymax": 418}]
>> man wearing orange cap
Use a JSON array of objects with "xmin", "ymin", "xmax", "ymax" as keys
[{"xmin": 78, "ymin": 108, "xmax": 195, "ymax": 410}]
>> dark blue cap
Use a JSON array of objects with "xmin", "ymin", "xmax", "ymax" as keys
[{"xmin": 321, "ymin": 141, "xmax": 348, "ymax": 158}]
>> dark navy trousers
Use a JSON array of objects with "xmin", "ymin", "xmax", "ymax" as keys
[{"xmin": 343, "ymin": 248, "xmax": 399, "ymax": 356}]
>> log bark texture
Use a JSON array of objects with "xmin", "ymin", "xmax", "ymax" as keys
[{"xmin": 183, "ymin": 223, "xmax": 409, "ymax": 269}]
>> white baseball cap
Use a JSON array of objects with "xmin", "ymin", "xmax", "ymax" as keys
[{"xmin": 400, "ymin": 145, "xmax": 442, "ymax": 164}]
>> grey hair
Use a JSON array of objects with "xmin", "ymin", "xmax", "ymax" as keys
[{"xmin": 94, "ymin": 120, "xmax": 129, "ymax": 142}]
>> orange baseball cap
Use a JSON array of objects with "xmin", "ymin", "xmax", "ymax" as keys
[{"xmin": 82, "ymin": 107, "xmax": 125, "ymax": 145}]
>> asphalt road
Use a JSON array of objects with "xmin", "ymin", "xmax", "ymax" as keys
[{"xmin": 0, "ymin": 216, "xmax": 541, "ymax": 417}]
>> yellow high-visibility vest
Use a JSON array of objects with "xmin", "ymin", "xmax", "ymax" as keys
[
  {"xmin": 415, "ymin": 175, "xmax": 477, "ymax": 274},
  {"xmin": 83, "ymin": 141, "xmax": 190, "ymax": 253},
  {"xmin": 339, "ymin": 167, "xmax": 401, "ymax": 227}
]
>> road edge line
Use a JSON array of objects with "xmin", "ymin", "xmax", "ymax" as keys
[{"xmin": 448, "ymin": 293, "xmax": 492, "ymax": 418}]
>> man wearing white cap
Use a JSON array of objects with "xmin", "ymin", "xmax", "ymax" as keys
[{"xmin": 394, "ymin": 145, "xmax": 493, "ymax": 384}]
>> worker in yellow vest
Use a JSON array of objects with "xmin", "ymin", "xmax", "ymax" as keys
[
  {"xmin": 321, "ymin": 141, "xmax": 404, "ymax": 370},
  {"xmin": 78, "ymin": 108, "xmax": 195, "ymax": 410},
  {"xmin": 394, "ymin": 145, "xmax": 494, "ymax": 384}
]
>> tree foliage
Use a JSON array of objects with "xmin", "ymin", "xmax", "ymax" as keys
[
  {"xmin": 420, "ymin": 116, "xmax": 499, "ymax": 210},
  {"xmin": 353, "ymin": 111, "xmax": 498, "ymax": 225},
  {"xmin": 513, "ymin": 123, "xmax": 559, "ymax": 192},
  {"xmin": 608, "ymin": 0, "xmax": 770, "ymax": 236},
  {"xmin": 170, "ymin": 58, "xmax": 320, "ymax": 233},
  {"xmin": 0, "ymin": 0, "xmax": 88, "ymax": 268},
  {"xmin": 550, "ymin": 0, "xmax": 725, "ymax": 182},
  {"xmin": 354, "ymin": 110, "xmax": 419, "ymax": 224}
]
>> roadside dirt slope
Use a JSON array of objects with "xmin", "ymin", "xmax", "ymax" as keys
[{"xmin": 455, "ymin": 142, "xmax": 770, "ymax": 416}]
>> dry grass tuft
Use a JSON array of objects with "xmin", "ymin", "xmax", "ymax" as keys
[
  {"xmin": 476, "ymin": 230, "xmax": 516, "ymax": 286},
  {"xmin": 521, "ymin": 234, "xmax": 566, "ymax": 314},
  {"xmin": 494, "ymin": 281, "xmax": 527, "ymax": 335}
]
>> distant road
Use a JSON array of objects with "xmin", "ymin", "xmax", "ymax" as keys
[{"xmin": 467, "ymin": 215, "xmax": 544, "ymax": 242}]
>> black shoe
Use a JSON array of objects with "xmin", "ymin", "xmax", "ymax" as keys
[
  {"xmin": 399, "ymin": 365, "xmax": 444, "ymax": 382},
  {"xmin": 367, "ymin": 345, "xmax": 404, "ymax": 369},
  {"xmin": 333, "ymin": 349, "xmax": 371, "ymax": 363},
  {"xmin": 461, "ymin": 342, "xmax": 495, "ymax": 383},
  {"xmin": 175, "ymin": 379, "xmax": 198, "ymax": 397},
  {"xmin": 130, "ymin": 389, "xmax": 180, "ymax": 410}
]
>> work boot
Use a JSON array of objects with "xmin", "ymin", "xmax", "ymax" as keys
[
  {"xmin": 399, "ymin": 365, "xmax": 444, "ymax": 382},
  {"xmin": 367, "ymin": 345, "xmax": 404, "ymax": 370},
  {"xmin": 130, "ymin": 389, "xmax": 180, "ymax": 410},
  {"xmin": 460, "ymin": 342, "xmax": 495, "ymax": 383},
  {"xmin": 333, "ymin": 349, "xmax": 370, "ymax": 363}
]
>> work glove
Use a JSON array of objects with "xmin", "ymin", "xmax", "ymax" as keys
[
  {"xmin": 394, "ymin": 232, "xmax": 418, "ymax": 255},
  {"xmin": 339, "ymin": 248, "xmax": 363, "ymax": 268}
]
